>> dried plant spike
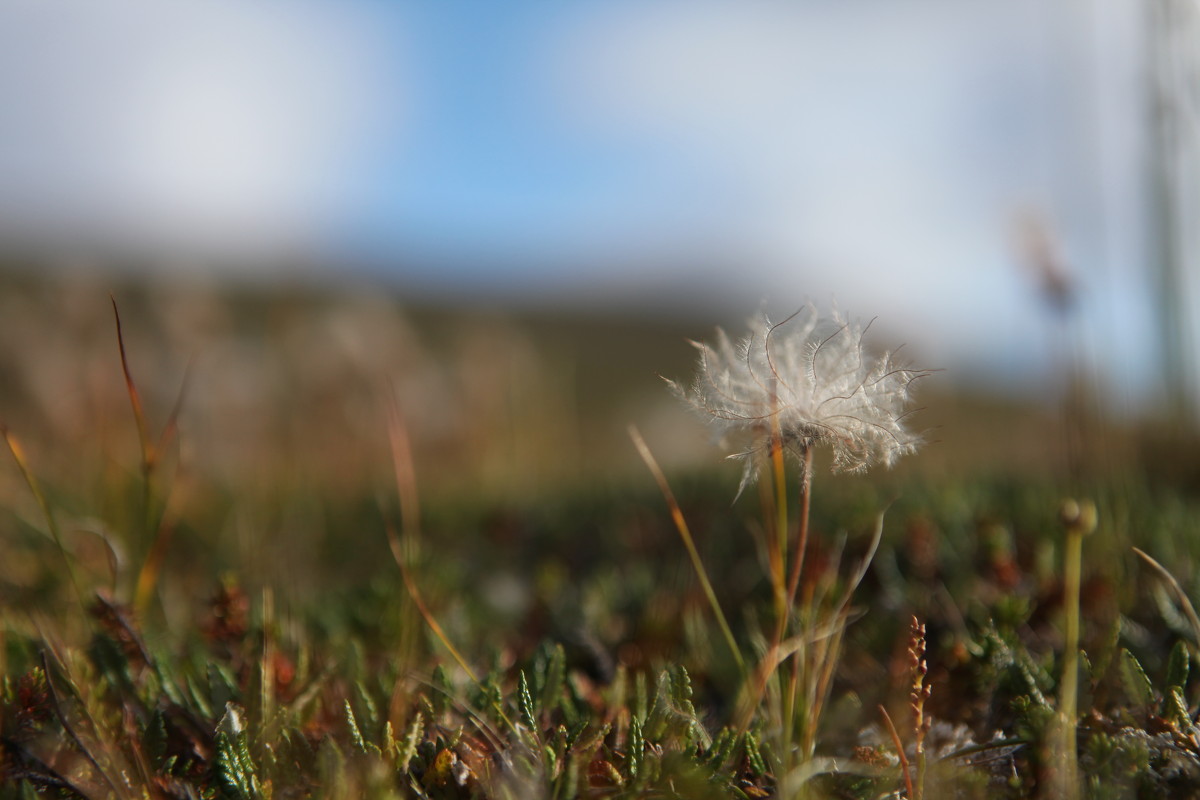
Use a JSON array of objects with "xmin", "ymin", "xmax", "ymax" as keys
[
  {"xmin": 908, "ymin": 616, "xmax": 931, "ymax": 749},
  {"xmin": 905, "ymin": 616, "xmax": 932, "ymax": 800},
  {"xmin": 671, "ymin": 306, "xmax": 931, "ymax": 487}
]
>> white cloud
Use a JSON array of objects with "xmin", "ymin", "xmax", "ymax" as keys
[
  {"xmin": 545, "ymin": 0, "xmax": 1152, "ymax": 395},
  {"xmin": 0, "ymin": 0, "xmax": 405, "ymax": 260}
]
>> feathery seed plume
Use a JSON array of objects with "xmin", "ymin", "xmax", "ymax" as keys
[{"xmin": 669, "ymin": 307, "xmax": 929, "ymax": 491}]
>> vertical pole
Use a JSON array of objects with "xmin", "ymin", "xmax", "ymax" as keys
[{"xmin": 1148, "ymin": 0, "xmax": 1199, "ymax": 424}]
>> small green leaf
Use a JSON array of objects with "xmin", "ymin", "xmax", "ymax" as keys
[
  {"xmin": 431, "ymin": 664, "xmax": 453, "ymax": 717},
  {"xmin": 354, "ymin": 680, "xmax": 379, "ymax": 728},
  {"xmin": 745, "ymin": 732, "xmax": 767, "ymax": 776},
  {"xmin": 1119, "ymin": 648, "xmax": 1155, "ymax": 709},
  {"xmin": 145, "ymin": 707, "xmax": 168, "ymax": 769},
  {"xmin": 208, "ymin": 662, "xmax": 239, "ymax": 712},
  {"xmin": 1165, "ymin": 685, "xmax": 1191, "ymax": 728},
  {"xmin": 633, "ymin": 670, "xmax": 649, "ymax": 723},
  {"xmin": 559, "ymin": 675, "xmax": 582, "ymax": 729},
  {"xmin": 383, "ymin": 720, "xmax": 396, "ymax": 757},
  {"xmin": 345, "ymin": 699, "xmax": 368, "ymax": 754},
  {"xmin": 673, "ymin": 665, "xmax": 693, "ymax": 704},
  {"xmin": 627, "ymin": 714, "xmax": 645, "ymax": 779},
  {"xmin": 573, "ymin": 723, "xmax": 610, "ymax": 756},
  {"xmin": 560, "ymin": 750, "xmax": 580, "ymax": 800},
  {"xmin": 1167, "ymin": 640, "xmax": 1191, "ymax": 690},
  {"xmin": 542, "ymin": 644, "xmax": 566, "ymax": 714},
  {"xmin": 645, "ymin": 669, "xmax": 672, "ymax": 739},
  {"xmin": 446, "ymin": 723, "xmax": 464, "ymax": 750},
  {"xmin": 479, "ymin": 673, "xmax": 504, "ymax": 725},
  {"xmin": 315, "ymin": 737, "xmax": 346, "ymax": 795},
  {"xmin": 214, "ymin": 705, "xmax": 261, "ymax": 800},
  {"xmin": 396, "ymin": 712, "xmax": 423, "ymax": 772},
  {"xmin": 518, "ymin": 670, "xmax": 538, "ymax": 734},
  {"xmin": 705, "ymin": 726, "xmax": 736, "ymax": 768}
]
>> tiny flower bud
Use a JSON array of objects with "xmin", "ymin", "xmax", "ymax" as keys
[{"xmin": 1059, "ymin": 498, "xmax": 1098, "ymax": 537}]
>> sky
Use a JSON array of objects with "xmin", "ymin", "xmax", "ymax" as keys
[{"xmin": 0, "ymin": 0, "xmax": 1192, "ymax": 412}]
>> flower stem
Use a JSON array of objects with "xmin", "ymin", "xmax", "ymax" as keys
[
  {"xmin": 777, "ymin": 447, "xmax": 812, "ymax": 753},
  {"xmin": 770, "ymin": 429, "xmax": 789, "ymax": 628},
  {"xmin": 1057, "ymin": 498, "xmax": 1095, "ymax": 800},
  {"xmin": 786, "ymin": 447, "xmax": 814, "ymax": 610},
  {"xmin": 1059, "ymin": 524, "xmax": 1082, "ymax": 799}
]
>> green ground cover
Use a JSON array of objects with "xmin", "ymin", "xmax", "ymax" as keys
[{"xmin": 3, "ymin": 278, "xmax": 1200, "ymax": 798}]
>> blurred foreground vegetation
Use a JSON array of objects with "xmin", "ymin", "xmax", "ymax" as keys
[{"xmin": 4, "ymin": 270, "xmax": 1200, "ymax": 798}]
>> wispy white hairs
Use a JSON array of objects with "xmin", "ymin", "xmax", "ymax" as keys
[{"xmin": 669, "ymin": 307, "xmax": 930, "ymax": 490}]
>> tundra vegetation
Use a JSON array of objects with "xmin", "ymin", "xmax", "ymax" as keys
[{"xmin": 2, "ymin": 274, "xmax": 1200, "ymax": 799}]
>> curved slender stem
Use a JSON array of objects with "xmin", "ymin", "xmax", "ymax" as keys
[{"xmin": 630, "ymin": 427, "xmax": 746, "ymax": 675}]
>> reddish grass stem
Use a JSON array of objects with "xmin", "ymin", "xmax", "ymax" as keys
[
  {"xmin": 2, "ymin": 426, "xmax": 84, "ymax": 608},
  {"xmin": 386, "ymin": 401, "xmax": 479, "ymax": 684},
  {"xmin": 112, "ymin": 298, "xmax": 193, "ymax": 613},
  {"xmin": 630, "ymin": 426, "xmax": 745, "ymax": 675},
  {"xmin": 880, "ymin": 704, "xmax": 915, "ymax": 800}
]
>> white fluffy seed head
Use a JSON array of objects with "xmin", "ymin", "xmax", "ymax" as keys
[{"xmin": 670, "ymin": 307, "xmax": 930, "ymax": 489}]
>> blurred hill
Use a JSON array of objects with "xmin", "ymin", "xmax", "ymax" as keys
[{"xmin": 0, "ymin": 266, "xmax": 1185, "ymax": 516}]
